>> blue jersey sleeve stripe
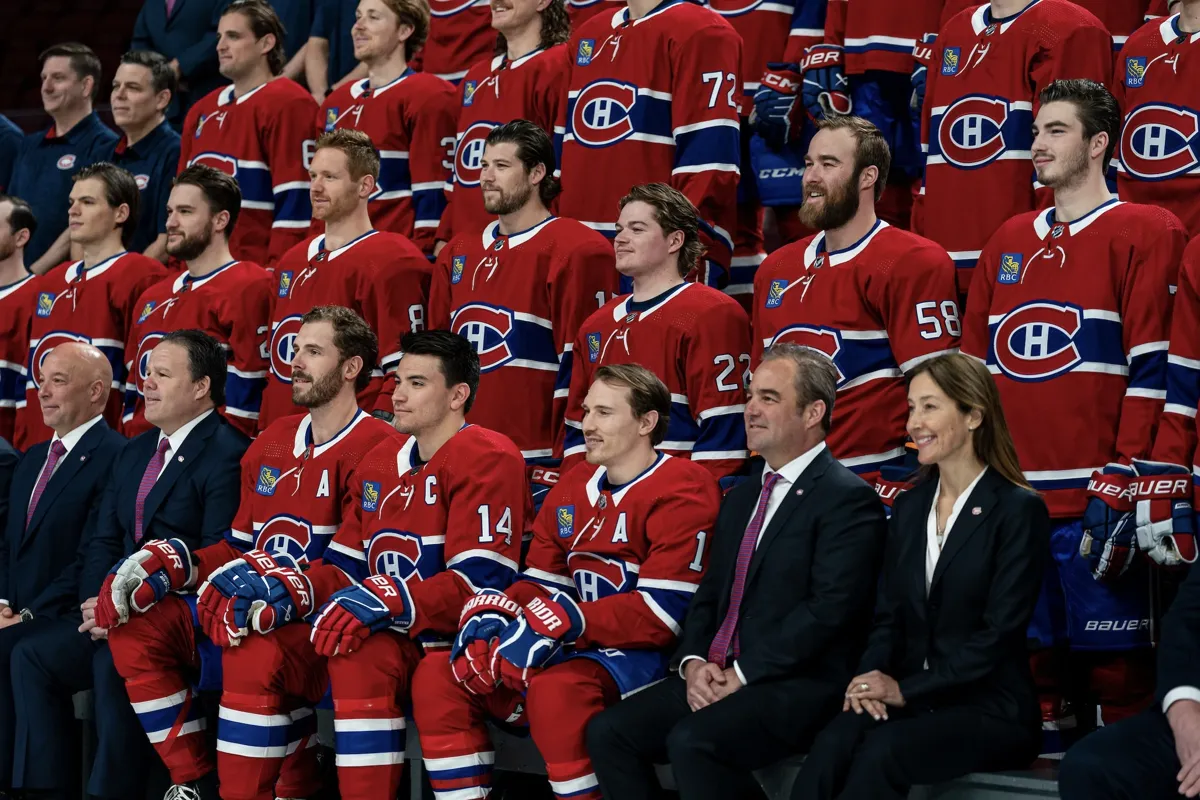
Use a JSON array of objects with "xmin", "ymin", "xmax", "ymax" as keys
[
  {"xmin": 694, "ymin": 412, "xmax": 748, "ymax": 457},
  {"xmin": 273, "ymin": 187, "xmax": 312, "ymax": 226},
  {"xmin": 1129, "ymin": 349, "xmax": 1168, "ymax": 392},
  {"xmin": 673, "ymin": 125, "xmax": 741, "ymax": 172}
]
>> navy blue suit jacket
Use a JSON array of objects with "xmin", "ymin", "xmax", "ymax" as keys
[
  {"xmin": 132, "ymin": 0, "xmax": 233, "ymax": 114},
  {"xmin": 77, "ymin": 411, "xmax": 249, "ymax": 601},
  {"xmin": 0, "ymin": 422, "xmax": 125, "ymax": 618}
]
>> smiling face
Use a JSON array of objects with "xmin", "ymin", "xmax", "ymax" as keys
[
  {"xmin": 799, "ymin": 126, "xmax": 862, "ymax": 231},
  {"xmin": 353, "ymin": 0, "xmax": 411, "ymax": 62},
  {"xmin": 581, "ymin": 378, "xmax": 654, "ymax": 466},
  {"xmin": 144, "ymin": 341, "xmax": 209, "ymax": 432},
  {"xmin": 744, "ymin": 357, "xmax": 812, "ymax": 461},
  {"xmin": 68, "ymin": 177, "xmax": 127, "ymax": 247},
  {"xmin": 1032, "ymin": 100, "xmax": 1095, "ymax": 190},
  {"xmin": 310, "ymin": 147, "xmax": 370, "ymax": 222},
  {"xmin": 41, "ymin": 55, "xmax": 91, "ymax": 116},
  {"xmin": 906, "ymin": 371, "xmax": 980, "ymax": 466},
  {"xmin": 613, "ymin": 200, "xmax": 680, "ymax": 278},
  {"xmin": 111, "ymin": 62, "xmax": 166, "ymax": 130},
  {"xmin": 38, "ymin": 346, "xmax": 100, "ymax": 432},
  {"xmin": 217, "ymin": 11, "xmax": 272, "ymax": 80},
  {"xmin": 491, "ymin": 0, "xmax": 546, "ymax": 34}
]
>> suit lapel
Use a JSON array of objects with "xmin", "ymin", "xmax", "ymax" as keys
[
  {"xmin": 24, "ymin": 424, "xmax": 108, "ymax": 545},
  {"xmin": 929, "ymin": 470, "xmax": 1001, "ymax": 591},
  {"xmin": 904, "ymin": 480, "xmax": 938, "ymax": 624},
  {"xmin": 141, "ymin": 415, "xmax": 218, "ymax": 529},
  {"xmin": 744, "ymin": 449, "xmax": 832, "ymax": 586},
  {"xmin": 166, "ymin": 0, "xmax": 186, "ymax": 23}
]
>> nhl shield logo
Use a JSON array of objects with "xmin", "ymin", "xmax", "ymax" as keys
[
  {"xmin": 256, "ymin": 466, "xmax": 282, "ymax": 496},
  {"xmin": 137, "ymin": 300, "xmax": 157, "ymax": 323},
  {"xmin": 1126, "ymin": 57, "xmax": 1148, "ymax": 89},
  {"xmin": 324, "ymin": 108, "xmax": 339, "ymax": 132},
  {"xmin": 463, "ymin": 81, "xmax": 478, "ymax": 107},
  {"xmin": 451, "ymin": 255, "xmax": 466, "ymax": 284},
  {"xmin": 587, "ymin": 332, "xmax": 601, "ymax": 362},
  {"xmin": 1051, "ymin": 224, "xmax": 1065, "ymax": 239},
  {"xmin": 557, "ymin": 505, "xmax": 575, "ymax": 538},
  {"xmin": 278, "ymin": 271, "xmax": 293, "ymax": 298},
  {"xmin": 942, "ymin": 47, "xmax": 960, "ymax": 76},
  {"xmin": 765, "ymin": 279, "xmax": 788, "ymax": 309},
  {"xmin": 576, "ymin": 39, "xmax": 595, "ymax": 66},
  {"xmin": 36, "ymin": 292, "xmax": 55, "ymax": 318},
  {"xmin": 361, "ymin": 480, "xmax": 381, "ymax": 513},
  {"xmin": 997, "ymin": 253, "xmax": 1023, "ymax": 285}
]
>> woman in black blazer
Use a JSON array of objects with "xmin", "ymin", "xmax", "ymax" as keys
[{"xmin": 791, "ymin": 353, "xmax": 1051, "ymax": 800}]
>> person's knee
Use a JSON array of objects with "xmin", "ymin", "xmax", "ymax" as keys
[
  {"xmin": 1058, "ymin": 735, "xmax": 1114, "ymax": 798},
  {"xmin": 409, "ymin": 654, "xmax": 464, "ymax": 730},
  {"xmin": 585, "ymin": 707, "xmax": 623, "ymax": 757},
  {"xmin": 664, "ymin": 714, "xmax": 711, "ymax": 765},
  {"xmin": 108, "ymin": 601, "xmax": 187, "ymax": 675},
  {"xmin": 525, "ymin": 665, "xmax": 582, "ymax": 724},
  {"xmin": 220, "ymin": 632, "xmax": 285, "ymax": 696}
]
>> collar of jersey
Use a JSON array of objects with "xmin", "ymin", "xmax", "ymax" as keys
[
  {"xmin": 395, "ymin": 423, "xmax": 471, "ymax": 472},
  {"xmin": 1160, "ymin": 13, "xmax": 1200, "ymax": 45},
  {"xmin": 1034, "ymin": 197, "xmax": 1121, "ymax": 238},
  {"xmin": 66, "ymin": 251, "xmax": 127, "ymax": 283},
  {"xmin": 613, "ymin": 0, "xmax": 687, "ymax": 28},
  {"xmin": 585, "ymin": 452, "xmax": 669, "ymax": 508},
  {"xmin": 173, "ymin": 260, "xmax": 238, "ymax": 293},
  {"xmin": 309, "ymin": 229, "xmax": 379, "ymax": 261},
  {"xmin": 482, "ymin": 216, "xmax": 556, "ymax": 250},
  {"xmin": 805, "ymin": 219, "xmax": 888, "ymax": 269},
  {"xmin": 0, "ymin": 273, "xmax": 34, "ymax": 301},
  {"xmin": 294, "ymin": 408, "xmax": 369, "ymax": 458},
  {"xmin": 354, "ymin": 68, "xmax": 414, "ymax": 99},
  {"xmin": 612, "ymin": 281, "xmax": 689, "ymax": 321},
  {"xmin": 218, "ymin": 82, "xmax": 269, "ymax": 107},
  {"xmin": 974, "ymin": 0, "xmax": 1042, "ymax": 35},
  {"xmin": 492, "ymin": 46, "xmax": 547, "ymax": 72}
]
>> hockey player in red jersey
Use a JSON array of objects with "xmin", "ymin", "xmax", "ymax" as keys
[
  {"xmin": 753, "ymin": 116, "xmax": 959, "ymax": 484},
  {"xmin": 179, "ymin": 0, "xmax": 318, "ymax": 267},
  {"xmin": 0, "ymin": 196, "xmax": 40, "ymax": 443},
  {"xmin": 123, "ymin": 166, "xmax": 272, "ymax": 437},
  {"xmin": 918, "ymin": 0, "xmax": 1112, "ymax": 297},
  {"xmin": 261, "ymin": 129, "xmax": 432, "ymax": 429},
  {"xmin": 317, "ymin": 0, "xmax": 458, "ymax": 254},
  {"xmin": 432, "ymin": 121, "xmax": 618, "ymax": 508},
  {"xmin": 17, "ymin": 163, "xmax": 168, "ymax": 449},
  {"xmin": 1113, "ymin": 1, "xmax": 1200, "ymax": 236},
  {"xmin": 962, "ymin": 80, "xmax": 1186, "ymax": 733},
  {"xmin": 561, "ymin": 184, "xmax": 750, "ymax": 484},
  {"xmin": 100, "ymin": 306, "xmax": 398, "ymax": 800},
  {"xmin": 557, "ymin": 0, "xmax": 742, "ymax": 288},
  {"xmin": 296, "ymin": 331, "xmax": 528, "ymax": 800},
  {"xmin": 413, "ymin": 364, "xmax": 721, "ymax": 800},
  {"xmin": 434, "ymin": 0, "xmax": 571, "ymax": 249}
]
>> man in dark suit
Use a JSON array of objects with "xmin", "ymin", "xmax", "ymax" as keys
[
  {"xmin": 586, "ymin": 344, "xmax": 889, "ymax": 800},
  {"xmin": 10, "ymin": 330, "xmax": 248, "ymax": 800},
  {"xmin": 0, "ymin": 342, "xmax": 125, "ymax": 795},
  {"xmin": 132, "ymin": 0, "xmax": 234, "ymax": 123}
]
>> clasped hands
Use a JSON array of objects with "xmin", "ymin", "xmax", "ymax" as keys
[{"xmin": 844, "ymin": 669, "xmax": 905, "ymax": 721}]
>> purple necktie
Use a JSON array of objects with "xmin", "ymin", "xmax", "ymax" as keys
[
  {"xmin": 26, "ymin": 440, "xmax": 67, "ymax": 528},
  {"xmin": 165, "ymin": 0, "xmax": 176, "ymax": 17},
  {"xmin": 135, "ymin": 438, "xmax": 172, "ymax": 542},
  {"xmin": 707, "ymin": 472, "xmax": 779, "ymax": 667}
]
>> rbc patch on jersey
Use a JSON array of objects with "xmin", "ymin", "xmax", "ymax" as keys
[
  {"xmin": 587, "ymin": 332, "xmax": 601, "ymax": 363},
  {"xmin": 576, "ymin": 39, "xmax": 595, "ymax": 66},
  {"xmin": 556, "ymin": 505, "xmax": 575, "ymax": 538},
  {"xmin": 324, "ymin": 108, "xmax": 339, "ymax": 132},
  {"xmin": 997, "ymin": 253, "xmax": 1023, "ymax": 285},
  {"xmin": 36, "ymin": 292, "xmax": 55, "ymax": 317},
  {"xmin": 194, "ymin": 114, "xmax": 206, "ymax": 138},
  {"xmin": 256, "ymin": 466, "xmax": 281, "ymax": 496},
  {"xmin": 361, "ymin": 481, "xmax": 381, "ymax": 513},
  {"xmin": 137, "ymin": 300, "xmax": 157, "ymax": 323},
  {"xmin": 765, "ymin": 279, "xmax": 788, "ymax": 308},
  {"xmin": 941, "ymin": 47, "xmax": 960, "ymax": 76},
  {"xmin": 278, "ymin": 271, "xmax": 293, "ymax": 298},
  {"xmin": 1125, "ymin": 57, "xmax": 1147, "ymax": 89},
  {"xmin": 451, "ymin": 255, "xmax": 466, "ymax": 284},
  {"xmin": 463, "ymin": 81, "xmax": 478, "ymax": 107}
]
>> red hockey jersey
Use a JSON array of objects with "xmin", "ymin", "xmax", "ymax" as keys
[
  {"xmin": 430, "ymin": 217, "xmax": 618, "ymax": 461},
  {"xmin": 921, "ymin": 0, "xmax": 1112, "ymax": 295},
  {"xmin": 1113, "ymin": 14, "xmax": 1200, "ymax": 237},
  {"xmin": 1151, "ymin": 235, "xmax": 1200, "ymax": 475},
  {"xmin": 194, "ymin": 409, "xmax": 399, "ymax": 584},
  {"xmin": 707, "ymin": 0, "xmax": 825, "ymax": 99},
  {"xmin": 562, "ymin": 282, "xmax": 750, "ymax": 480},
  {"xmin": 18, "ymin": 252, "xmax": 169, "ymax": 450},
  {"xmin": 557, "ymin": 1, "xmax": 743, "ymax": 286},
  {"xmin": 824, "ymin": 0, "xmax": 945, "ymax": 74},
  {"xmin": 317, "ymin": 71, "xmax": 458, "ymax": 254},
  {"xmin": 510, "ymin": 454, "xmax": 720, "ymax": 652},
  {"xmin": 425, "ymin": 0, "xmax": 494, "ymax": 83},
  {"xmin": 323, "ymin": 425, "xmax": 529, "ymax": 648},
  {"xmin": 179, "ymin": 80, "xmax": 318, "ymax": 268},
  {"xmin": 567, "ymin": 0, "xmax": 612, "ymax": 25},
  {"xmin": 752, "ymin": 221, "xmax": 959, "ymax": 477},
  {"xmin": 260, "ymin": 230, "xmax": 432, "ymax": 429},
  {"xmin": 0, "ymin": 275, "xmax": 39, "ymax": 444},
  {"xmin": 438, "ymin": 46, "xmax": 571, "ymax": 243},
  {"xmin": 122, "ymin": 261, "xmax": 273, "ymax": 438},
  {"xmin": 961, "ymin": 199, "xmax": 1185, "ymax": 518},
  {"xmin": 1077, "ymin": 0, "xmax": 1153, "ymax": 51}
]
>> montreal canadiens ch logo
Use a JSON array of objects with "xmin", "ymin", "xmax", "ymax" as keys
[
  {"xmin": 428, "ymin": 0, "xmax": 478, "ymax": 16},
  {"xmin": 568, "ymin": 552, "xmax": 634, "ymax": 602},
  {"xmin": 452, "ymin": 303, "xmax": 515, "ymax": 372},
  {"xmin": 367, "ymin": 530, "xmax": 424, "ymax": 581},
  {"xmin": 571, "ymin": 81, "xmax": 637, "ymax": 148},
  {"xmin": 767, "ymin": 326, "xmax": 846, "ymax": 383},
  {"xmin": 30, "ymin": 331, "xmax": 91, "ymax": 390},
  {"xmin": 256, "ymin": 515, "xmax": 315, "ymax": 563},
  {"xmin": 992, "ymin": 302, "xmax": 1083, "ymax": 382},
  {"xmin": 270, "ymin": 315, "xmax": 304, "ymax": 383},
  {"xmin": 135, "ymin": 332, "xmax": 167, "ymax": 395},
  {"xmin": 1120, "ymin": 104, "xmax": 1200, "ymax": 181},
  {"xmin": 937, "ymin": 96, "xmax": 1012, "ymax": 169},
  {"xmin": 188, "ymin": 152, "xmax": 239, "ymax": 177},
  {"xmin": 455, "ymin": 121, "xmax": 499, "ymax": 188},
  {"xmin": 705, "ymin": 0, "xmax": 768, "ymax": 16}
]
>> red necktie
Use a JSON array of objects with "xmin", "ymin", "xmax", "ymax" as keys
[
  {"xmin": 135, "ymin": 439, "xmax": 172, "ymax": 542},
  {"xmin": 707, "ymin": 472, "xmax": 779, "ymax": 667},
  {"xmin": 26, "ymin": 440, "xmax": 67, "ymax": 528}
]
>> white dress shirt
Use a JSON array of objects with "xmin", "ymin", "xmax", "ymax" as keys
[
  {"xmin": 680, "ymin": 441, "xmax": 828, "ymax": 686},
  {"xmin": 925, "ymin": 466, "xmax": 989, "ymax": 595},
  {"xmin": 153, "ymin": 409, "xmax": 214, "ymax": 480}
]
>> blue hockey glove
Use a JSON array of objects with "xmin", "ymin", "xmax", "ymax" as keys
[
  {"xmin": 1131, "ymin": 460, "xmax": 1197, "ymax": 568},
  {"xmin": 1080, "ymin": 463, "xmax": 1139, "ymax": 581},
  {"xmin": 309, "ymin": 574, "xmax": 414, "ymax": 657},
  {"xmin": 490, "ymin": 591, "xmax": 585, "ymax": 691},
  {"xmin": 801, "ymin": 44, "xmax": 852, "ymax": 121}
]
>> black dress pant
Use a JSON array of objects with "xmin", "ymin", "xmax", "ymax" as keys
[
  {"xmin": 0, "ymin": 618, "xmax": 49, "ymax": 789},
  {"xmin": 791, "ymin": 705, "xmax": 1040, "ymax": 800},
  {"xmin": 1059, "ymin": 705, "xmax": 1182, "ymax": 800},
  {"xmin": 586, "ymin": 673, "xmax": 842, "ymax": 800}
]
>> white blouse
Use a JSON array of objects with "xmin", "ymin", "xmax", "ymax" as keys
[{"xmin": 925, "ymin": 467, "xmax": 989, "ymax": 595}]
